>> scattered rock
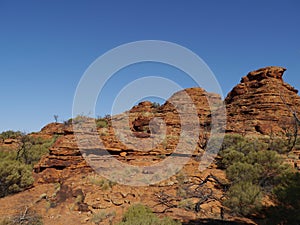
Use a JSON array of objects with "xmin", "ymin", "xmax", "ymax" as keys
[{"xmin": 120, "ymin": 152, "xmax": 127, "ymax": 157}]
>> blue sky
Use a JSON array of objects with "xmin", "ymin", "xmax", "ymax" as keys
[{"xmin": 0, "ymin": 0, "xmax": 299, "ymax": 133}]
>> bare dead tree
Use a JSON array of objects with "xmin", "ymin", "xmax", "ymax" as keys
[
  {"xmin": 54, "ymin": 114, "xmax": 59, "ymax": 123},
  {"xmin": 16, "ymin": 135, "xmax": 32, "ymax": 164},
  {"xmin": 10, "ymin": 206, "xmax": 43, "ymax": 225},
  {"xmin": 153, "ymin": 173, "xmax": 229, "ymax": 219},
  {"xmin": 293, "ymin": 111, "xmax": 300, "ymax": 125},
  {"xmin": 154, "ymin": 191, "xmax": 179, "ymax": 213},
  {"xmin": 193, "ymin": 174, "xmax": 229, "ymax": 213}
]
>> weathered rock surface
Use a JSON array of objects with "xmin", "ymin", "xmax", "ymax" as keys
[
  {"xmin": 226, "ymin": 66, "xmax": 300, "ymax": 135},
  {"xmin": 161, "ymin": 87, "xmax": 222, "ymax": 127},
  {"xmin": 33, "ymin": 133, "xmax": 92, "ymax": 183},
  {"xmin": 33, "ymin": 88, "xmax": 225, "ymax": 182}
]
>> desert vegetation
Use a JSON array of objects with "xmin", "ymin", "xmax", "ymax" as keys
[
  {"xmin": 116, "ymin": 204, "xmax": 181, "ymax": 225},
  {"xmin": 218, "ymin": 134, "xmax": 299, "ymax": 224},
  {"xmin": 0, "ymin": 131, "xmax": 56, "ymax": 198},
  {"xmin": 0, "ymin": 130, "xmax": 23, "ymax": 141}
]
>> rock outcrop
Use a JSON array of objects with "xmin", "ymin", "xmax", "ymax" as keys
[
  {"xmin": 160, "ymin": 87, "xmax": 222, "ymax": 127},
  {"xmin": 226, "ymin": 66, "xmax": 300, "ymax": 135},
  {"xmin": 34, "ymin": 88, "xmax": 224, "ymax": 181},
  {"xmin": 34, "ymin": 130, "xmax": 91, "ymax": 183},
  {"xmin": 33, "ymin": 66, "xmax": 300, "ymax": 184},
  {"xmin": 4, "ymin": 66, "xmax": 300, "ymax": 225}
]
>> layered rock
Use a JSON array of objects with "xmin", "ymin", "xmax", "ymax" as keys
[
  {"xmin": 120, "ymin": 87, "xmax": 224, "ymax": 154},
  {"xmin": 160, "ymin": 87, "xmax": 222, "ymax": 127},
  {"xmin": 34, "ymin": 87, "xmax": 224, "ymax": 182},
  {"xmin": 34, "ymin": 67, "xmax": 300, "ymax": 183},
  {"xmin": 130, "ymin": 101, "xmax": 159, "ymax": 135},
  {"xmin": 226, "ymin": 66, "xmax": 300, "ymax": 135},
  {"xmin": 34, "ymin": 132, "xmax": 91, "ymax": 183},
  {"xmin": 126, "ymin": 88, "xmax": 222, "ymax": 135},
  {"xmin": 30, "ymin": 122, "xmax": 66, "ymax": 140}
]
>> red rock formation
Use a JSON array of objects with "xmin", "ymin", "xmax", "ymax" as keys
[
  {"xmin": 33, "ymin": 133, "xmax": 91, "ymax": 183},
  {"xmin": 34, "ymin": 67, "xmax": 300, "ymax": 183},
  {"xmin": 34, "ymin": 87, "xmax": 224, "ymax": 181},
  {"xmin": 160, "ymin": 87, "xmax": 222, "ymax": 128},
  {"xmin": 226, "ymin": 66, "xmax": 300, "ymax": 135}
]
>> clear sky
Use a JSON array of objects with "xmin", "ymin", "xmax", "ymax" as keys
[{"xmin": 0, "ymin": 0, "xmax": 299, "ymax": 133}]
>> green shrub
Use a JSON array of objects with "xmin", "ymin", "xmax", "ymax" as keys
[
  {"xmin": 72, "ymin": 115, "xmax": 90, "ymax": 124},
  {"xmin": 267, "ymin": 137, "xmax": 292, "ymax": 153},
  {"xmin": 91, "ymin": 211, "xmax": 107, "ymax": 224},
  {"xmin": 219, "ymin": 134, "xmax": 246, "ymax": 152},
  {"xmin": 88, "ymin": 175, "xmax": 115, "ymax": 190},
  {"xmin": 96, "ymin": 119, "xmax": 108, "ymax": 128},
  {"xmin": 117, "ymin": 204, "xmax": 181, "ymax": 225},
  {"xmin": 0, "ymin": 130, "xmax": 23, "ymax": 140},
  {"xmin": 224, "ymin": 182, "xmax": 262, "ymax": 216},
  {"xmin": 0, "ymin": 159, "xmax": 34, "ymax": 197},
  {"xmin": 0, "ymin": 135, "xmax": 55, "ymax": 198},
  {"xmin": 226, "ymin": 162, "xmax": 261, "ymax": 184},
  {"xmin": 152, "ymin": 102, "xmax": 161, "ymax": 108},
  {"xmin": 219, "ymin": 134, "xmax": 292, "ymax": 216},
  {"xmin": 265, "ymin": 172, "xmax": 300, "ymax": 224},
  {"xmin": 17, "ymin": 136, "xmax": 55, "ymax": 166},
  {"xmin": 220, "ymin": 149, "xmax": 244, "ymax": 168},
  {"xmin": 91, "ymin": 211, "xmax": 115, "ymax": 224},
  {"xmin": 178, "ymin": 199, "xmax": 194, "ymax": 211}
]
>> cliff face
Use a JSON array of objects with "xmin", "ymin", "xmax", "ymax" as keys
[
  {"xmin": 226, "ymin": 66, "xmax": 300, "ymax": 135},
  {"xmin": 33, "ymin": 131, "xmax": 91, "ymax": 183}
]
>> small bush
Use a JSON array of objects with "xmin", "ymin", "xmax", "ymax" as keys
[
  {"xmin": 91, "ymin": 211, "xmax": 107, "ymax": 224},
  {"xmin": 96, "ymin": 119, "xmax": 108, "ymax": 128},
  {"xmin": 91, "ymin": 211, "xmax": 115, "ymax": 224},
  {"xmin": 264, "ymin": 172, "xmax": 300, "ymax": 224},
  {"xmin": 117, "ymin": 204, "xmax": 181, "ymax": 225},
  {"xmin": 226, "ymin": 162, "xmax": 261, "ymax": 184},
  {"xmin": 178, "ymin": 199, "xmax": 194, "ymax": 211},
  {"xmin": 72, "ymin": 115, "xmax": 90, "ymax": 124},
  {"xmin": 0, "ymin": 135, "xmax": 56, "ymax": 198},
  {"xmin": 152, "ymin": 102, "xmax": 161, "ymax": 108},
  {"xmin": 224, "ymin": 182, "xmax": 262, "ymax": 216},
  {"xmin": 0, "ymin": 130, "xmax": 23, "ymax": 140},
  {"xmin": 0, "ymin": 159, "xmax": 34, "ymax": 197},
  {"xmin": 17, "ymin": 136, "xmax": 56, "ymax": 166},
  {"xmin": 89, "ymin": 175, "xmax": 115, "ymax": 190},
  {"xmin": 219, "ymin": 134, "xmax": 292, "ymax": 216}
]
